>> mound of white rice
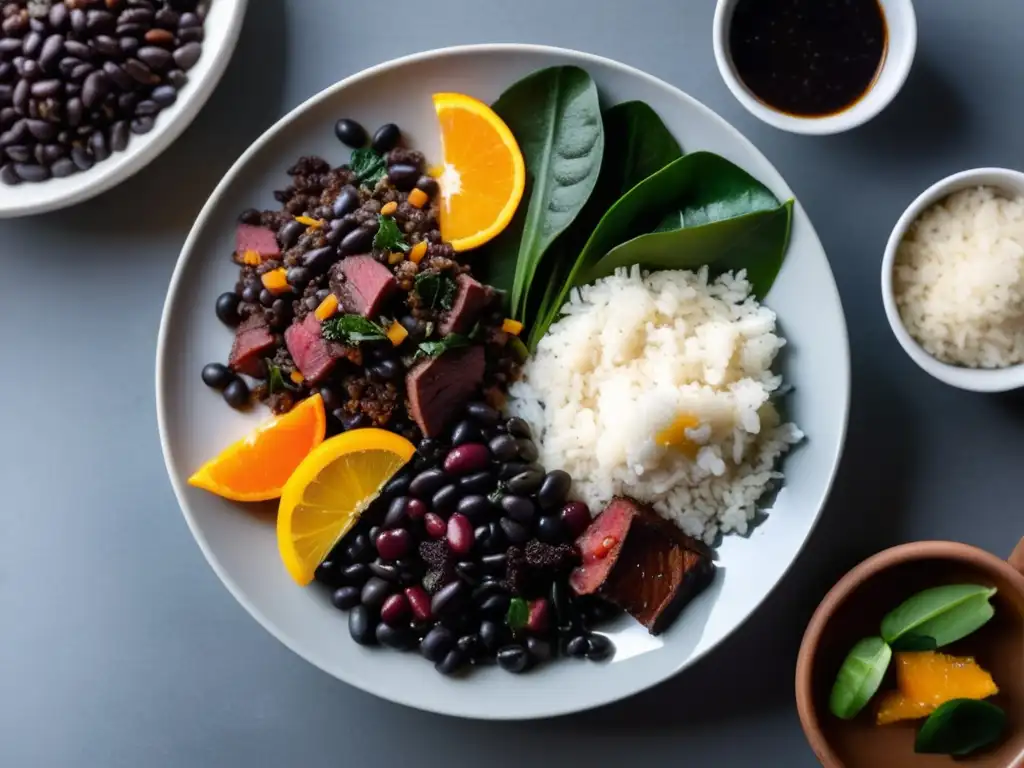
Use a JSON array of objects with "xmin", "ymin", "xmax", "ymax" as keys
[
  {"xmin": 894, "ymin": 186, "xmax": 1024, "ymax": 368},
  {"xmin": 508, "ymin": 266, "xmax": 802, "ymax": 544}
]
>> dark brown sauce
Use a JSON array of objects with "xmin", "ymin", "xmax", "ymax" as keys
[{"xmin": 729, "ymin": 0, "xmax": 888, "ymax": 118}]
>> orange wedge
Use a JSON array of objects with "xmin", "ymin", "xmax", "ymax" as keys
[
  {"xmin": 277, "ymin": 428, "xmax": 415, "ymax": 585},
  {"xmin": 188, "ymin": 395, "xmax": 326, "ymax": 502},
  {"xmin": 433, "ymin": 92, "xmax": 525, "ymax": 251}
]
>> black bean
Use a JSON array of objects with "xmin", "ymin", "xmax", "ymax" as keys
[
  {"xmin": 348, "ymin": 606, "xmax": 376, "ymax": 646},
  {"xmin": 370, "ymin": 122, "xmax": 400, "ymax": 154},
  {"xmin": 339, "ymin": 224, "xmax": 375, "ymax": 254},
  {"xmin": 376, "ymin": 622, "xmax": 414, "ymax": 650},
  {"xmin": 341, "ymin": 563, "xmax": 370, "ymax": 587},
  {"xmin": 122, "ymin": 7, "xmax": 155, "ymax": 25},
  {"xmin": 4, "ymin": 144, "xmax": 28, "ymax": 162},
  {"xmin": 516, "ymin": 439, "xmax": 539, "ymax": 463},
  {"xmin": 122, "ymin": 58, "xmax": 155, "ymax": 85},
  {"xmin": 1, "ymin": 162, "xmax": 20, "ymax": 185},
  {"xmin": 38, "ymin": 35, "xmax": 63, "ymax": 73},
  {"xmin": 116, "ymin": 22, "xmax": 146, "ymax": 38},
  {"xmin": 431, "ymin": 484, "xmax": 461, "ymax": 516},
  {"xmin": 69, "ymin": 8, "xmax": 86, "ymax": 36},
  {"xmin": 456, "ymin": 633, "xmax": 481, "ymax": 659},
  {"xmin": 12, "ymin": 80, "xmax": 28, "ymax": 113},
  {"xmin": 471, "ymin": 580, "xmax": 506, "ymax": 604},
  {"xmin": 488, "ymin": 434, "xmax": 520, "ymax": 463},
  {"xmin": 483, "ymin": 522, "xmax": 507, "ymax": 554},
  {"xmin": 498, "ymin": 461, "xmax": 528, "ymax": 480},
  {"xmin": 479, "ymin": 593, "xmax": 511, "ymax": 620},
  {"xmin": 91, "ymin": 35, "xmax": 119, "ymax": 57},
  {"xmin": 536, "ymin": 515, "xmax": 565, "ymax": 544},
  {"xmin": 135, "ymin": 45, "xmax": 172, "ymax": 72},
  {"xmin": 334, "ymin": 117, "xmax": 366, "ymax": 148},
  {"xmin": 415, "ymin": 175, "xmax": 439, "ymax": 198},
  {"xmin": 456, "ymin": 494, "xmax": 491, "ymax": 523},
  {"xmin": 499, "ymin": 517, "xmax": 529, "ymax": 545},
  {"xmin": 551, "ymin": 580, "xmax": 571, "ymax": 631},
  {"xmin": 566, "ymin": 635, "xmax": 589, "ymax": 658},
  {"xmin": 386, "ymin": 163, "xmax": 418, "ymax": 191},
  {"xmin": 240, "ymin": 283, "xmax": 260, "ymax": 304},
  {"xmin": 133, "ymin": 98, "xmax": 158, "ymax": 116},
  {"xmin": 480, "ymin": 552, "xmax": 508, "ymax": 574},
  {"xmin": 222, "ymin": 378, "xmax": 249, "ymax": 409},
  {"xmin": 155, "ymin": 8, "xmax": 180, "ymax": 27},
  {"xmin": 538, "ymin": 470, "xmax": 571, "ymax": 511},
  {"xmin": 86, "ymin": 9, "xmax": 116, "ymax": 34},
  {"xmin": 150, "ymin": 83, "xmax": 177, "ymax": 107},
  {"xmin": 0, "ymin": 40, "xmax": 22, "ymax": 59},
  {"xmin": 331, "ymin": 586, "xmax": 361, "ymax": 610},
  {"xmin": 48, "ymin": 5, "xmax": 69, "ymax": 31},
  {"xmin": 340, "ymin": 413, "xmax": 369, "ymax": 431},
  {"xmin": 166, "ymin": 68, "xmax": 187, "ymax": 89},
  {"xmin": 342, "ymin": 533, "xmax": 372, "ymax": 565},
  {"xmin": 214, "ymin": 291, "xmax": 241, "ymax": 325},
  {"xmin": 179, "ymin": 11, "xmax": 202, "ymax": 27},
  {"xmin": 360, "ymin": 576, "xmax": 392, "ymax": 609},
  {"xmin": 420, "ymin": 625, "xmax": 455, "ymax": 663},
  {"xmin": 479, "ymin": 620, "xmax": 508, "ymax": 654},
  {"xmin": 500, "ymin": 496, "xmax": 535, "ymax": 525},
  {"xmin": 274, "ymin": 220, "xmax": 301, "ymax": 249},
  {"xmin": 70, "ymin": 144, "xmax": 93, "ymax": 171},
  {"xmin": 435, "ymin": 649, "xmax": 466, "ymax": 676},
  {"xmin": 368, "ymin": 561, "xmax": 400, "ymax": 585},
  {"xmin": 331, "ymin": 184, "xmax": 359, "ymax": 218},
  {"xmin": 172, "ymin": 40, "xmax": 202, "ymax": 70},
  {"xmin": 201, "ymin": 362, "xmax": 233, "ymax": 390},
  {"xmin": 430, "ymin": 581, "xmax": 466, "ymax": 617},
  {"xmin": 370, "ymin": 358, "xmax": 401, "ymax": 381},
  {"xmin": 526, "ymin": 636, "xmax": 553, "ymax": 662},
  {"xmin": 507, "ymin": 469, "xmax": 543, "ymax": 496},
  {"xmin": 409, "ymin": 468, "xmax": 447, "ymax": 498},
  {"xmin": 497, "ymin": 645, "xmax": 530, "ymax": 674},
  {"xmin": 105, "ymin": 119, "xmax": 128, "ymax": 152},
  {"xmin": 454, "ymin": 560, "xmax": 480, "ymax": 585},
  {"xmin": 506, "ymin": 417, "xmax": 532, "ymax": 439},
  {"xmin": 119, "ymin": 36, "xmax": 139, "ymax": 55},
  {"xmin": 381, "ymin": 470, "xmax": 412, "ymax": 499},
  {"xmin": 459, "ymin": 471, "xmax": 495, "ymax": 495},
  {"xmin": 450, "ymin": 420, "xmax": 482, "ymax": 446},
  {"xmin": 50, "ymin": 157, "xmax": 75, "ymax": 177},
  {"xmin": 586, "ymin": 633, "xmax": 614, "ymax": 661},
  {"xmin": 35, "ymin": 143, "xmax": 63, "ymax": 165},
  {"xmin": 12, "ymin": 162, "xmax": 48, "ymax": 182},
  {"xmin": 257, "ymin": 288, "xmax": 275, "ymax": 308},
  {"xmin": 383, "ymin": 496, "xmax": 410, "ymax": 530},
  {"xmin": 81, "ymin": 70, "xmax": 110, "ymax": 108},
  {"xmin": 29, "ymin": 79, "xmax": 61, "ymax": 99},
  {"xmin": 299, "ymin": 246, "xmax": 336, "ymax": 275}
]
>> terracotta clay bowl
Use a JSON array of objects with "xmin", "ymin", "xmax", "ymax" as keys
[{"xmin": 797, "ymin": 538, "xmax": 1024, "ymax": 767}]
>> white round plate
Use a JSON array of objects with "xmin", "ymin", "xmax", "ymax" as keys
[
  {"xmin": 157, "ymin": 44, "xmax": 850, "ymax": 720},
  {"xmin": 0, "ymin": 0, "xmax": 248, "ymax": 219}
]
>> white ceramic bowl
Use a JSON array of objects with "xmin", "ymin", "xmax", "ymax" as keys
[
  {"xmin": 881, "ymin": 167, "xmax": 1024, "ymax": 392},
  {"xmin": 157, "ymin": 44, "xmax": 850, "ymax": 719},
  {"xmin": 0, "ymin": 0, "xmax": 248, "ymax": 219},
  {"xmin": 712, "ymin": 0, "xmax": 917, "ymax": 135}
]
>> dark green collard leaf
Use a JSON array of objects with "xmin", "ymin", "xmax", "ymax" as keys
[
  {"xmin": 490, "ymin": 66, "xmax": 604, "ymax": 318},
  {"xmin": 266, "ymin": 361, "xmax": 295, "ymax": 396},
  {"xmin": 601, "ymin": 101, "xmax": 683, "ymax": 197},
  {"xmin": 915, "ymin": 699, "xmax": 1006, "ymax": 756},
  {"xmin": 373, "ymin": 215, "xmax": 408, "ymax": 252},
  {"xmin": 321, "ymin": 315, "xmax": 387, "ymax": 344},
  {"xmin": 828, "ymin": 636, "xmax": 892, "ymax": 720},
  {"xmin": 350, "ymin": 148, "xmax": 386, "ymax": 186},
  {"xmin": 881, "ymin": 584, "xmax": 998, "ymax": 650},
  {"xmin": 524, "ymin": 101, "xmax": 683, "ymax": 348},
  {"xmin": 652, "ymin": 162, "xmax": 778, "ymax": 232},
  {"xmin": 588, "ymin": 201, "xmax": 793, "ymax": 299}
]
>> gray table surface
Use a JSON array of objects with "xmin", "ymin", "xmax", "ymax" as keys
[{"xmin": 3, "ymin": 1, "xmax": 1022, "ymax": 766}]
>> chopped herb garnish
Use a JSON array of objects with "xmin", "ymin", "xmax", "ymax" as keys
[
  {"xmin": 266, "ymin": 361, "xmax": 295, "ymax": 396},
  {"xmin": 487, "ymin": 482, "xmax": 508, "ymax": 506},
  {"xmin": 415, "ymin": 333, "xmax": 470, "ymax": 360},
  {"xmin": 322, "ymin": 314, "xmax": 387, "ymax": 344},
  {"xmin": 349, "ymin": 147, "xmax": 387, "ymax": 186},
  {"xmin": 373, "ymin": 214, "xmax": 409, "ymax": 252},
  {"xmin": 414, "ymin": 271, "xmax": 457, "ymax": 310},
  {"xmin": 506, "ymin": 597, "xmax": 529, "ymax": 634}
]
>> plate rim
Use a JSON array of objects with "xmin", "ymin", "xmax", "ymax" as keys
[
  {"xmin": 155, "ymin": 42, "xmax": 852, "ymax": 720},
  {"xmin": 0, "ymin": 0, "xmax": 250, "ymax": 219}
]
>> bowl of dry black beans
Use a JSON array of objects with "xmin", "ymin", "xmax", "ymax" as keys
[{"xmin": 0, "ymin": 0, "xmax": 247, "ymax": 218}]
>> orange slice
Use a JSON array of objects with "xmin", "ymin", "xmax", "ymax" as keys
[
  {"xmin": 188, "ymin": 395, "xmax": 326, "ymax": 502},
  {"xmin": 433, "ymin": 92, "xmax": 525, "ymax": 251},
  {"xmin": 277, "ymin": 428, "xmax": 415, "ymax": 585}
]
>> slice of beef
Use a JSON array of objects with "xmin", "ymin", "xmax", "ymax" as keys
[
  {"xmin": 228, "ymin": 313, "xmax": 276, "ymax": 377},
  {"xmin": 406, "ymin": 345, "xmax": 485, "ymax": 437},
  {"xmin": 284, "ymin": 312, "xmax": 349, "ymax": 384},
  {"xmin": 236, "ymin": 223, "xmax": 280, "ymax": 258},
  {"xmin": 570, "ymin": 497, "xmax": 716, "ymax": 635},
  {"xmin": 439, "ymin": 274, "xmax": 491, "ymax": 336},
  {"xmin": 337, "ymin": 255, "xmax": 397, "ymax": 318}
]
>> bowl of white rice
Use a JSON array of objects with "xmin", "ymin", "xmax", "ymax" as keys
[{"xmin": 882, "ymin": 167, "xmax": 1024, "ymax": 392}]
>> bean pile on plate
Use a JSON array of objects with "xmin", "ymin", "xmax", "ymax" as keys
[
  {"xmin": 0, "ymin": 0, "xmax": 209, "ymax": 185},
  {"xmin": 314, "ymin": 401, "xmax": 620, "ymax": 675}
]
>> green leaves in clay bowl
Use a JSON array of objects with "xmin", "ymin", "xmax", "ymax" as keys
[
  {"xmin": 881, "ymin": 583, "xmax": 998, "ymax": 651},
  {"xmin": 829, "ymin": 636, "xmax": 893, "ymax": 720},
  {"xmin": 915, "ymin": 699, "xmax": 1007, "ymax": 757}
]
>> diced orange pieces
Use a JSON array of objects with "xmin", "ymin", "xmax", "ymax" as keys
[
  {"xmin": 501, "ymin": 318, "xmax": 523, "ymax": 336},
  {"xmin": 388, "ymin": 252, "xmax": 404, "ymax": 265},
  {"xmin": 289, "ymin": 370, "xmax": 305, "ymax": 385},
  {"xmin": 875, "ymin": 651, "xmax": 999, "ymax": 725},
  {"xmin": 314, "ymin": 294, "xmax": 339, "ymax": 321},
  {"xmin": 386, "ymin": 321, "xmax": 408, "ymax": 346},
  {"xmin": 409, "ymin": 241, "xmax": 427, "ymax": 264},
  {"xmin": 261, "ymin": 268, "xmax": 290, "ymax": 295},
  {"xmin": 240, "ymin": 249, "xmax": 262, "ymax": 266},
  {"xmin": 295, "ymin": 215, "xmax": 322, "ymax": 228},
  {"xmin": 655, "ymin": 413, "xmax": 702, "ymax": 457},
  {"xmin": 408, "ymin": 188, "xmax": 429, "ymax": 209},
  {"xmin": 381, "ymin": 201, "xmax": 398, "ymax": 216}
]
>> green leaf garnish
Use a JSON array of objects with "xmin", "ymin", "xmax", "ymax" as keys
[
  {"xmin": 915, "ymin": 699, "xmax": 1006, "ymax": 756},
  {"xmin": 321, "ymin": 314, "xmax": 387, "ymax": 344},
  {"xmin": 487, "ymin": 482, "xmax": 507, "ymax": 505},
  {"xmin": 415, "ymin": 333, "xmax": 470, "ymax": 360},
  {"xmin": 266, "ymin": 361, "xmax": 294, "ymax": 396},
  {"xmin": 413, "ymin": 271, "xmax": 457, "ymax": 310},
  {"xmin": 828, "ymin": 636, "xmax": 892, "ymax": 720},
  {"xmin": 881, "ymin": 584, "xmax": 998, "ymax": 650},
  {"xmin": 506, "ymin": 597, "xmax": 529, "ymax": 633},
  {"xmin": 349, "ymin": 148, "xmax": 387, "ymax": 186},
  {"xmin": 373, "ymin": 214, "xmax": 409, "ymax": 252}
]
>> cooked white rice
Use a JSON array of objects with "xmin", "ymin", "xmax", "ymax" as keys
[
  {"xmin": 894, "ymin": 186, "xmax": 1024, "ymax": 368},
  {"xmin": 508, "ymin": 266, "xmax": 802, "ymax": 544}
]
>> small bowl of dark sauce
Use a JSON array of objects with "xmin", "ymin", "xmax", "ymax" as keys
[{"xmin": 713, "ymin": 0, "xmax": 917, "ymax": 135}]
